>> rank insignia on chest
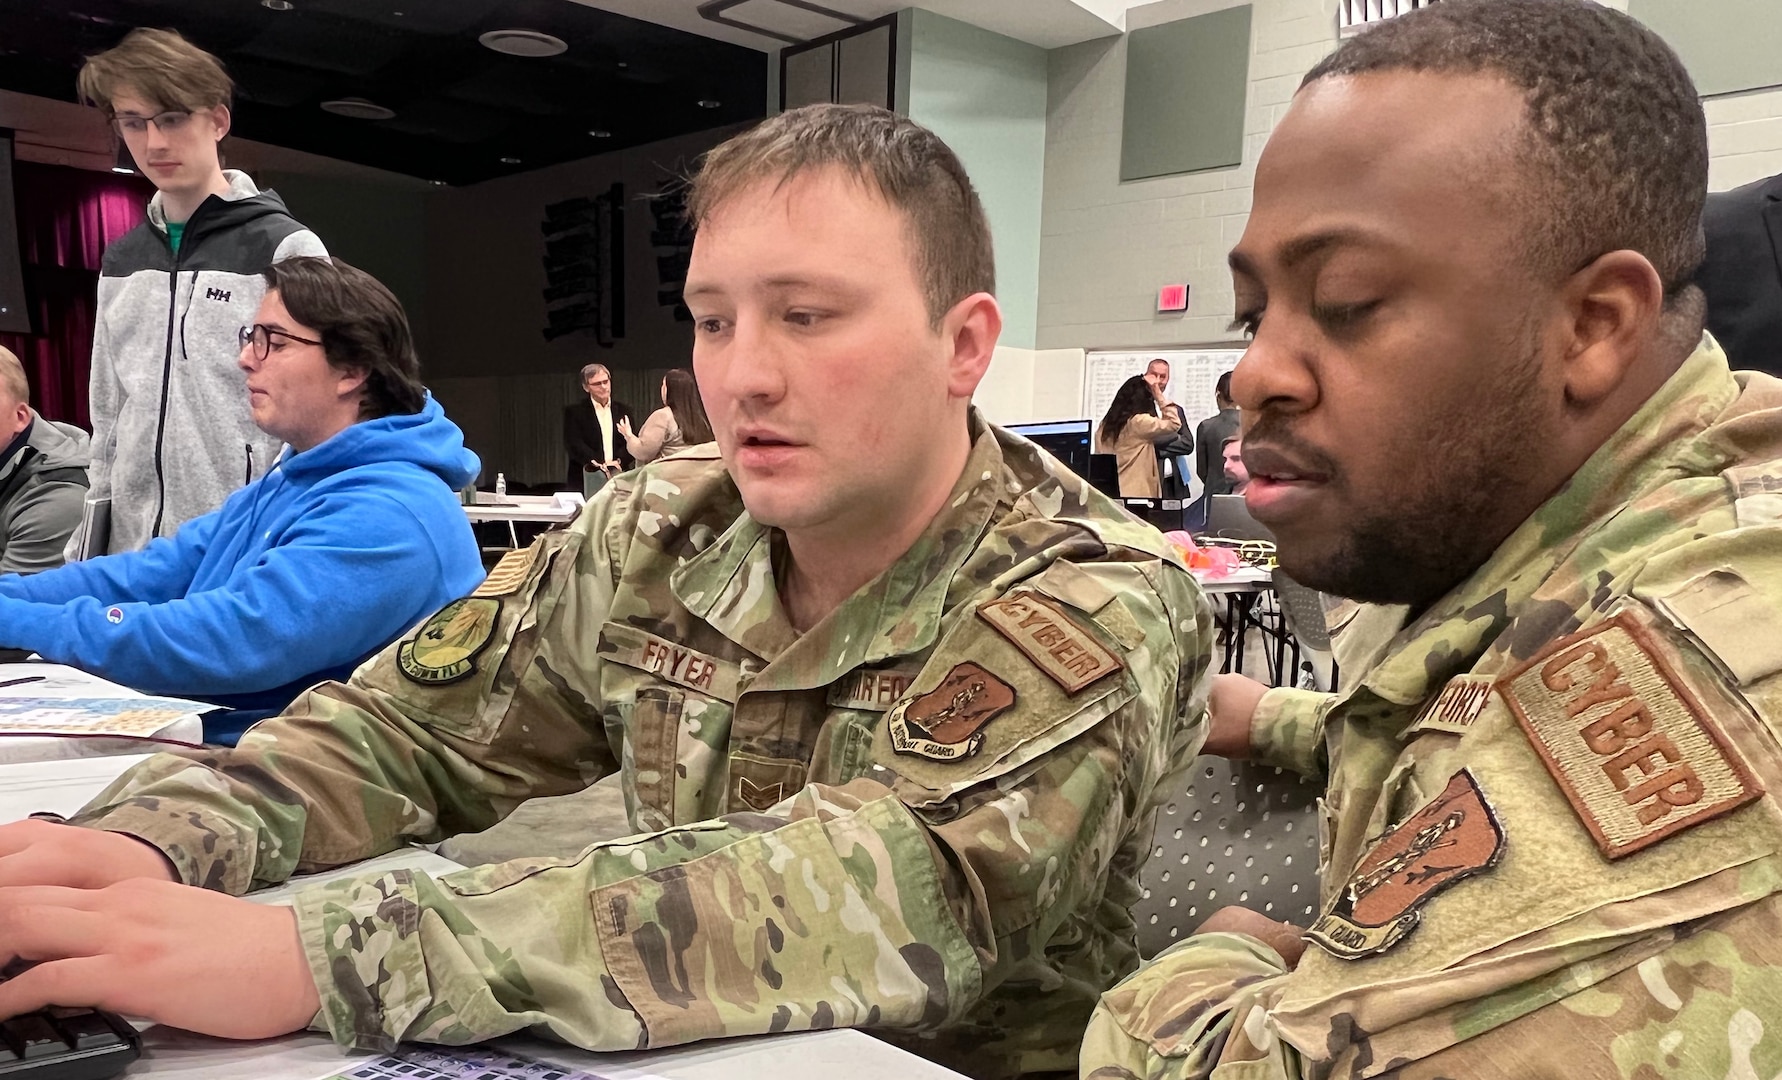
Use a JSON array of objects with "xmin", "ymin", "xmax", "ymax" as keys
[
  {"xmin": 399, "ymin": 597, "xmax": 500, "ymax": 685},
  {"xmin": 889, "ymin": 662, "xmax": 1015, "ymax": 762},
  {"xmin": 1307, "ymin": 769, "xmax": 1505, "ymax": 960},
  {"xmin": 1497, "ymin": 612, "xmax": 1763, "ymax": 859},
  {"xmin": 976, "ymin": 592, "xmax": 1122, "ymax": 693}
]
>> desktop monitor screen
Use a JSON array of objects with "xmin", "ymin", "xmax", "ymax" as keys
[{"xmin": 1006, "ymin": 420, "xmax": 1093, "ymax": 480}]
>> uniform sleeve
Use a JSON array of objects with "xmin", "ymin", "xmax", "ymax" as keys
[
  {"xmin": 0, "ymin": 478, "xmax": 87, "ymax": 575},
  {"xmin": 0, "ymin": 493, "xmax": 448, "ymax": 697},
  {"xmin": 287, "ymin": 556, "xmax": 1214, "ymax": 1053},
  {"xmin": 63, "ymin": 494, "xmax": 623, "ymax": 895},
  {"xmin": 1080, "ymin": 933, "xmax": 1292, "ymax": 1080},
  {"xmin": 1247, "ymin": 686, "xmax": 1335, "ymax": 778}
]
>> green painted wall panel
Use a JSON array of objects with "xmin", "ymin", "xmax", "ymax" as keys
[
  {"xmin": 1121, "ymin": 6, "xmax": 1252, "ymax": 181},
  {"xmin": 904, "ymin": 9, "xmax": 1048, "ymax": 349}
]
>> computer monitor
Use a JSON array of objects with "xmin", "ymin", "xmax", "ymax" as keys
[
  {"xmin": 1006, "ymin": 420, "xmax": 1093, "ymax": 481},
  {"xmin": 1204, "ymin": 494, "xmax": 1273, "ymax": 541}
]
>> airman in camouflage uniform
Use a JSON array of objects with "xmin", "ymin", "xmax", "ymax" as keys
[
  {"xmin": 68, "ymin": 422, "xmax": 1209, "ymax": 1078},
  {"xmin": 0, "ymin": 104, "xmax": 1213, "ymax": 1080},
  {"xmin": 1082, "ymin": 1, "xmax": 1782, "ymax": 1076}
]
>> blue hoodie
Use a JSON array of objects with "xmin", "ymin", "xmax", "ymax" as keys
[{"xmin": 0, "ymin": 395, "xmax": 484, "ymax": 743}]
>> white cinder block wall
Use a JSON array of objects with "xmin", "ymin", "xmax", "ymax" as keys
[{"xmin": 1033, "ymin": 0, "xmax": 1782, "ymax": 363}]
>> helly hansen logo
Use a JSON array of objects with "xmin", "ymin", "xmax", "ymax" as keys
[{"xmin": 205, "ymin": 287, "xmax": 232, "ymax": 303}]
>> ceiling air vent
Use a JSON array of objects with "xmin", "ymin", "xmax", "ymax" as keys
[
  {"xmin": 478, "ymin": 29, "xmax": 568, "ymax": 57},
  {"xmin": 320, "ymin": 98, "xmax": 396, "ymax": 120}
]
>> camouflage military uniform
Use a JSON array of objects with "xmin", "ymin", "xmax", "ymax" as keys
[
  {"xmin": 65, "ymin": 414, "xmax": 1212, "ymax": 1079},
  {"xmin": 1083, "ymin": 338, "xmax": 1782, "ymax": 1079}
]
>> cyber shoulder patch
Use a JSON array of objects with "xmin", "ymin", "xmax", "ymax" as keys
[
  {"xmin": 472, "ymin": 546, "xmax": 537, "ymax": 598},
  {"xmin": 889, "ymin": 662, "xmax": 1015, "ymax": 762},
  {"xmin": 1307, "ymin": 769, "xmax": 1505, "ymax": 960},
  {"xmin": 1497, "ymin": 612, "xmax": 1763, "ymax": 860},
  {"xmin": 399, "ymin": 597, "xmax": 500, "ymax": 685},
  {"xmin": 976, "ymin": 591, "xmax": 1122, "ymax": 693}
]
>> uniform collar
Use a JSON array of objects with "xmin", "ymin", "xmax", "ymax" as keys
[
  {"xmin": 672, "ymin": 411, "xmax": 1006, "ymax": 689},
  {"xmin": 1359, "ymin": 336, "xmax": 1741, "ymax": 706}
]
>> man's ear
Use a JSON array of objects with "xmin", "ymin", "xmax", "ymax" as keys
[
  {"xmin": 210, "ymin": 104, "xmax": 231, "ymax": 142},
  {"xmin": 942, "ymin": 292, "xmax": 1003, "ymax": 400},
  {"xmin": 1556, "ymin": 249, "xmax": 1664, "ymax": 410},
  {"xmin": 337, "ymin": 365, "xmax": 371, "ymax": 401}
]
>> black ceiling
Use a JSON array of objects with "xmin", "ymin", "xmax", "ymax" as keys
[{"xmin": 0, "ymin": 0, "xmax": 768, "ymax": 185}]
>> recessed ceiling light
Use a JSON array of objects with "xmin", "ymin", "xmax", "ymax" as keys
[
  {"xmin": 320, "ymin": 98, "xmax": 395, "ymax": 120},
  {"xmin": 499, "ymin": 156, "xmax": 521, "ymax": 164},
  {"xmin": 430, "ymin": 179, "xmax": 447, "ymax": 186},
  {"xmin": 479, "ymin": 29, "xmax": 567, "ymax": 57},
  {"xmin": 697, "ymin": 99, "xmax": 721, "ymax": 109},
  {"xmin": 111, "ymin": 165, "xmax": 135, "ymax": 175},
  {"xmin": 617, "ymin": 62, "xmax": 629, "ymax": 69},
  {"xmin": 262, "ymin": 0, "xmax": 293, "ymax": 9},
  {"xmin": 588, "ymin": 129, "xmax": 612, "ymax": 138}
]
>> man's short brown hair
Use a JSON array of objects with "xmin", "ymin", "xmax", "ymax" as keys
[
  {"xmin": 0, "ymin": 348, "xmax": 27, "ymax": 409},
  {"xmin": 77, "ymin": 27, "xmax": 234, "ymax": 115},
  {"xmin": 686, "ymin": 104, "xmax": 995, "ymax": 324},
  {"xmin": 263, "ymin": 257, "xmax": 426, "ymax": 421}
]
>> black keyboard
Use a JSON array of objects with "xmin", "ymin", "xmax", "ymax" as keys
[{"xmin": 0, "ymin": 964, "xmax": 140, "ymax": 1080}]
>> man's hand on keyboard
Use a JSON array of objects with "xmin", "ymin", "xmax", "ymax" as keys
[
  {"xmin": 0, "ymin": 878, "xmax": 320, "ymax": 1040},
  {"xmin": 0, "ymin": 820, "xmax": 178, "ymax": 890}
]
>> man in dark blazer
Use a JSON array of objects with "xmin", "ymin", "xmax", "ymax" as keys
[
  {"xmin": 562, "ymin": 363, "xmax": 634, "ymax": 491},
  {"xmin": 1698, "ymin": 171, "xmax": 1782, "ymax": 377}
]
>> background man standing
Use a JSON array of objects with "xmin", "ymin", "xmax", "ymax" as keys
[
  {"xmin": 0, "ymin": 347, "xmax": 88, "ymax": 574},
  {"xmin": 562, "ymin": 361, "xmax": 633, "ymax": 492},
  {"xmin": 1194, "ymin": 371, "xmax": 1239, "ymax": 497},
  {"xmin": 1144, "ymin": 357, "xmax": 1194, "ymax": 499},
  {"xmin": 76, "ymin": 28, "xmax": 327, "ymax": 554}
]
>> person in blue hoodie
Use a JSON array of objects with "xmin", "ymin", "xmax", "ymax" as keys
[{"xmin": 0, "ymin": 256, "xmax": 484, "ymax": 743}]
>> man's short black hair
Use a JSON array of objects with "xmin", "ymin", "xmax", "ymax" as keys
[
  {"xmin": 1304, "ymin": 0, "xmax": 1707, "ymax": 302},
  {"xmin": 1214, "ymin": 371, "xmax": 1232, "ymax": 402}
]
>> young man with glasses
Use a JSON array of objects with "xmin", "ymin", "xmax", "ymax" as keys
[
  {"xmin": 75, "ymin": 27, "xmax": 327, "ymax": 555},
  {"xmin": 0, "ymin": 257, "xmax": 482, "ymax": 744}
]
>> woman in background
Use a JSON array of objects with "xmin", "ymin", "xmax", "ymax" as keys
[
  {"xmin": 619, "ymin": 367, "xmax": 715, "ymax": 466},
  {"xmin": 1095, "ymin": 373, "xmax": 1183, "ymax": 497}
]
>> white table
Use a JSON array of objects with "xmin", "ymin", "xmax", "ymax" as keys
[
  {"xmin": 0, "ymin": 755, "xmax": 968, "ymax": 1080},
  {"xmin": 1191, "ymin": 565, "xmax": 1272, "ymax": 595},
  {"xmin": 0, "ymin": 664, "xmax": 207, "ymax": 765},
  {"xmin": 465, "ymin": 495, "xmax": 582, "ymax": 550}
]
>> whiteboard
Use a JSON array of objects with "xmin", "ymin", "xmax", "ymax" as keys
[{"xmin": 1083, "ymin": 348, "xmax": 1245, "ymax": 437}]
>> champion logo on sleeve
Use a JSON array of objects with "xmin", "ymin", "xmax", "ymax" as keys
[{"xmin": 105, "ymin": 607, "xmax": 124, "ymax": 624}]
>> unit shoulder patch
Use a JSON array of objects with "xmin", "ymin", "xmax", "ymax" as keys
[
  {"xmin": 399, "ymin": 597, "xmax": 500, "ymax": 685},
  {"xmin": 976, "ymin": 591, "xmax": 1122, "ymax": 693},
  {"xmin": 889, "ymin": 662, "xmax": 1015, "ymax": 762},
  {"xmin": 1307, "ymin": 769, "xmax": 1505, "ymax": 960},
  {"xmin": 1497, "ymin": 612, "xmax": 1763, "ymax": 860}
]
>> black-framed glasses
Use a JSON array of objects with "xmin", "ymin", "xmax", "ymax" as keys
[
  {"xmin": 238, "ymin": 324, "xmax": 322, "ymax": 362},
  {"xmin": 111, "ymin": 110, "xmax": 193, "ymax": 137}
]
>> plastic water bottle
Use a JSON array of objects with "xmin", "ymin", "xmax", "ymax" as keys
[{"xmin": 494, "ymin": 473, "xmax": 507, "ymax": 501}]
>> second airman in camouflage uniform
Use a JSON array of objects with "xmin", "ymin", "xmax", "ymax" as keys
[{"xmin": 1082, "ymin": 3, "xmax": 1782, "ymax": 1077}]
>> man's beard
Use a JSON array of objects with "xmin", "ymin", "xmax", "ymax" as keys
[{"xmin": 1266, "ymin": 341, "xmax": 1547, "ymax": 610}]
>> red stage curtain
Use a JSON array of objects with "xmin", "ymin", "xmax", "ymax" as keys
[{"xmin": 0, "ymin": 161, "xmax": 152, "ymax": 429}]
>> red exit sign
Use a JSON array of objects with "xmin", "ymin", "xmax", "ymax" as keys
[{"xmin": 1157, "ymin": 283, "xmax": 1189, "ymax": 312}]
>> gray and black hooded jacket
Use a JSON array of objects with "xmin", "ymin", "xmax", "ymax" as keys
[
  {"xmin": 88, "ymin": 170, "xmax": 325, "ymax": 554},
  {"xmin": 0, "ymin": 415, "xmax": 90, "ymax": 575}
]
